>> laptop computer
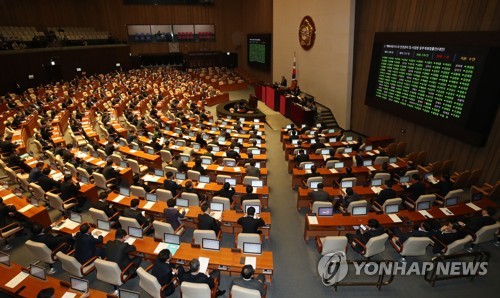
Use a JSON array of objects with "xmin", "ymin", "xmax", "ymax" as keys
[
  {"xmin": 329, "ymin": 138, "xmax": 337, "ymax": 143},
  {"xmin": 371, "ymin": 178, "xmax": 382, "ymax": 187},
  {"xmin": 154, "ymin": 169, "xmax": 164, "ymax": 177},
  {"xmin": 199, "ymin": 175, "xmax": 210, "ymax": 183},
  {"xmin": 70, "ymin": 277, "xmax": 89, "ymax": 293},
  {"xmin": 341, "ymin": 180, "xmax": 354, "ymax": 188},
  {"xmin": 251, "ymin": 180, "xmax": 264, "ymax": 188},
  {"xmin": 176, "ymin": 198, "xmax": 189, "ymax": 207},
  {"xmin": 128, "ymin": 226, "xmax": 143, "ymax": 239},
  {"xmin": 321, "ymin": 149, "xmax": 330, "ymax": 155},
  {"xmin": 80, "ymin": 175, "xmax": 89, "ymax": 184},
  {"xmin": 243, "ymin": 242, "xmax": 262, "ymax": 255},
  {"xmin": 344, "ymin": 147, "xmax": 353, "ymax": 153},
  {"xmin": 180, "ymin": 155, "xmax": 190, "ymax": 162},
  {"xmin": 254, "ymin": 162, "xmax": 261, "ymax": 168},
  {"xmin": 389, "ymin": 157, "xmax": 397, "ymax": 163},
  {"xmin": 363, "ymin": 160, "xmax": 373, "ymax": 166},
  {"xmin": 202, "ymin": 238, "xmax": 220, "ymax": 251},
  {"xmin": 30, "ymin": 264, "xmax": 47, "ymax": 281},
  {"xmin": 291, "ymin": 139, "xmax": 299, "ymax": 145},
  {"xmin": 303, "ymin": 163, "xmax": 313, "ymax": 170},
  {"xmin": 317, "ymin": 207, "xmax": 334, "ymax": 216},
  {"xmin": 132, "ymin": 144, "xmax": 140, "ymax": 151},
  {"xmin": 201, "ymin": 158, "xmax": 212, "ymax": 165},
  {"xmin": 233, "ymin": 147, "xmax": 240, "ymax": 153},
  {"xmin": 351, "ymin": 206, "xmax": 367, "ymax": 215},
  {"xmin": 245, "ymin": 205, "xmax": 261, "ymax": 214},
  {"xmin": 416, "ymin": 201, "xmax": 431, "ymax": 211},
  {"xmin": 471, "ymin": 192, "xmax": 483, "ymax": 202},
  {"xmin": 97, "ymin": 219, "xmax": 110, "ymax": 231},
  {"xmin": 385, "ymin": 204, "xmax": 400, "ymax": 214},
  {"xmin": 309, "ymin": 181, "xmax": 321, "ymax": 189},
  {"xmin": 399, "ymin": 176, "xmax": 410, "ymax": 184},
  {"xmin": 119, "ymin": 187, "xmax": 130, "ymax": 197},
  {"xmin": 146, "ymin": 193, "xmax": 158, "ymax": 202},
  {"xmin": 224, "ymin": 160, "xmax": 236, "ymax": 167},
  {"xmin": 445, "ymin": 196, "xmax": 459, "ymax": 207},
  {"xmin": 334, "ymin": 162, "xmax": 344, "ymax": 169},
  {"xmin": 164, "ymin": 233, "xmax": 180, "ymax": 245},
  {"xmin": 364, "ymin": 145, "xmax": 373, "ymax": 151},
  {"xmin": 193, "ymin": 143, "xmax": 201, "ymax": 150},
  {"xmin": 0, "ymin": 251, "xmax": 10, "ymax": 267},
  {"xmin": 69, "ymin": 212, "xmax": 82, "ymax": 223},
  {"xmin": 146, "ymin": 148, "xmax": 155, "ymax": 154},
  {"xmin": 175, "ymin": 172, "xmax": 186, "ymax": 181},
  {"xmin": 120, "ymin": 161, "xmax": 128, "ymax": 168},
  {"xmin": 225, "ymin": 178, "xmax": 237, "ymax": 186},
  {"xmin": 210, "ymin": 202, "xmax": 224, "ymax": 212},
  {"xmin": 212, "ymin": 146, "xmax": 220, "ymax": 152},
  {"xmin": 251, "ymin": 149, "xmax": 261, "ymax": 155},
  {"xmin": 346, "ymin": 136, "xmax": 353, "ymax": 141}
]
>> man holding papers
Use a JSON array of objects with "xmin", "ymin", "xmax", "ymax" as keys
[
  {"xmin": 74, "ymin": 223, "xmax": 105, "ymax": 264},
  {"xmin": 237, "ymin": 206, "xmax": 265, "ymax": 234},
  {"xmin": 105, "ymin": 228, "xmax": 141, "ymax": 273},
  {"xmin": 178, "ymin": 258, "xmax": 225, "ymax": 297},
  {"xmin": 198, "ymin": 203, "xmax": 221, "ymax": 234},
  {"xmin": 164, "ymin": 199, "xmax": 186, "ymax": 230}
]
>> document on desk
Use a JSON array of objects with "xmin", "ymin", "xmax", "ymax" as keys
[
  {"xmin": 129, "ymin": 150, "xmax": 137, "ymax": 153},
  {"xmin": 199, "ymin": 257, "xmax": 210, "ymax": 274},
  {"xmin": 370, "ymin": 186, "xmax": 383, "ymax": 194},
  {"xmin": 143, "ymin": 201, "xmax": 155, "ymax": 209},
  {"xmin": 322, "ymin": 155, "xmax": 331, "ymax": 161},
  {"xmin": 245, "ymin": 257, "xmax": 257, "ymax": 270},
  {"xmin": 418, "ymin": 210, "xmax": 433, "ymax": 218},
  {"xmin": 343, "ymin": 153, "xmax": 350, "ymax": 158},
  {"xmin": 5, "ymin": 271, "xmax": 29, "ymax": 288},
  {"xmin": 27, "ymin": 160, "xmax": 39, "ymax": 165},
  {"xmin": 92, "ymin": 229, "xmax": 109, "ymax": 239},
  {"xmin": 367, "ymin": 166, "xmax": 376, "ymax": 171},
  {"xmin": 87, "ymin": 157, "xmax": 96, "ymax": 163},
  {"xmin": 18, "ymin": 204, "xmax": 35, "ymax": 213},
  {"xmin": 61, "ymin": 292, "xmax": 77, "ymax": 298},
  {"xmin": 142, "ymin": 174, "xmax": 160, "ymax": 182},
  {"xmin": 305, "ymin": 170, "xmax": 311, "ymax": 174},
  {"xmin": 125, "ymin": 237, "xmax": 136, "ymax": 245},
  {"xmin": 65, "ymin": 220, "xmax": 81, "ymax": 230},
  {"xmin": 388, "ymin": 214, "xmax": 403, "ymax": 223},
  {"xmin": 211, "ymin": 211, "xmax": 222, "ymax": 221},
  {"xmin": 308, "ymin": 216, "xmax": 319, "ymax": 225},
  {"xmin": 440, "ymin": 207, "xmax": 454, "ymax": 216},
  {"xmin": 217, "ymin": 166, "xmax": 224, "ymax": 171},
  {"xmin": 389, "ymin": 163, "xmax": 399, "ymax": 168},
  {"xmin": 113, "ymin": 195, "xmax": 125, "ymax": 202},
  {"xmin": 197, "ymin": 183, "xmax": 206, "ymax": 189},
  {"xmin": 233, "ymin": 167, "xmax": 241, "ymax": 172},
  {"xmin": 366, "ymin": 152, "xmax": 375, "ymax": 156},
  {"xmin": 154, "ymin": 243, "xmax": 180, "ymax": 255},
  {"xmin": 3, "ymin": 193, "xmax": 17, "ymax": 200},
  {"xmin": 466, "ymin": 203, "xmax": 481, "ymax": 211},
  {"xmin": 329, "ymin": 168, "xmax": 338, "ymax": 174}
]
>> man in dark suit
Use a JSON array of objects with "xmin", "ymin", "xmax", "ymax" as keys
[
  {"xmin": 308, "ymin": 183, "xmax": 331, "ymax": 202},
  {"xmin": 375, "ymin": 180, "xmax": 397, "ymax": 206},
  {"xmin": 91, "ymin": 191, "xmax": 118, "ymax": 219},
  {"xmin": 104, "ymin": 141, "xmax": 115, "ymax": 156},
  {"xmin": 458, "ymin": 206, "xmax": 497, "ymax": 233},
  {"xmin": 337, "ymin": 167, "xmax": 356, "ymax": 184},
  {"xmin": 390, "ymin": 221, "xmax": 438, "ymax": 244},
  {"xmin": 294, "ymin": 149, "xmax": 309, "ymax": 164},
  {"xmin": 237, "ymin": 206, "xmax": 265, "ymax": 234},
  {"xmin": 31, "ymin": 223, "xmax": 73, "ymax": 251},
  {"xmin": 6, "ymin": 148, "xmax": 31, "ymax": 173},
  {"xmin": 38, "ymin": 168, "xmax": 61, "ymax": 192},
  {"xmin": 28, "ymin": 162, "xmax": 44, "ymax": 183},
  {"xmin": 342, "ymin": 187, "xmax": 361, "ymax": 209},
  {"xmin": 60, "ymin": 174, "xmax": 85, "ymax": 208},
  {"xmin": 179, "ymin": 258, "xmax": 225, "ymax": 297},
  {"xmin": 240, "ymin": 185, "xmax": 259, "ymax": 207},
  {"xmin": 74, "ymin": 223, "xmax": 104, "ymax": 264},
  {"xmin": 164, "ymin": 199, "xmax": 186, "ymax": 230},
  {"xmin": 0, "ymin": 136, "xmax": 19, "ymax": 155},
  {"xmin": 164, "ymin": 171, "xmax": 181, "ymax": 196},
  {"xmin": 123, "ymin": 198, "xmax": 150, "ymax": 227},
  {"xmin": 245, "ymin": 160, "xmax": 261, "ymax": 177},
  {"xmin": 213, "ymin": 182, "xmax": 236, "ymax": 203},
  {"xmin": 103, "ymin": 160, "xmax": 120, "ymax": 182},
  {"xmin": 104, "ymin": 228, "xmax": 141, "ymax": 272},
  {"xmin": 230, "ymin": 265, "xmax": 266, "ymax": 297},
  {"xmin": 436, "ymin": 173, "xmax": 454, "ymax": 198},
  {"xmin": 151, "ymin": 249, "xmax": 178, "ymax": 297},
  {"xmin": 198, "ymin": 203, "xmax": 221, "ymax": 234},
  {"xmin": 226, "ymin": 145, "xmax": 241, "ymax": 160},
  {"xmin": 404, "ymin": 174, "xmax": 426, "ymax": 202},
  {"xmin": 346, "ymin": 219, "xmax": 385, "ymax": 252},
  {"xmin": 432, "ymin": 222, "xmax": 468, "ymax": 254},
  {"xmin": 191, "ymin": 157, "xmax": 207, "ymax": 176}
]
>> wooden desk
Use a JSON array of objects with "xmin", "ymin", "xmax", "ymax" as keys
[
  {"xmin": 72, "ymin": 150, "xmax": 134, "ymax": 186},
  {"xmin": 106, "ymin": 192, "xmax": 272, "ymax": 238},
  {"xmin": 184, "ymin": 162, "xmax": 268, "ymax": 185},
  {"xmin": 117, "ymin": 146, "xmax": 162, "ymax": 169},
  {"xmin": 303, "ymin": 199, "xmax": 497, "ymax": 240},
  {"xmin": 0, "ymin": 189, "xmax": 52, "ymax": 227},
  {"xmin": 0, "ymin": 263, "xmax": 107, "ymax": 297}
]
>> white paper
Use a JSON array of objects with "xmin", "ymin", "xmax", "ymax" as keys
[
  {"xmin": 233, "ymin": 167, "xmax": 241, "ymax": 172},
  {"xmin": 308, "ymin": 216, "xmax": 318, "ymax": 225},
  {"xmin": 211, "ymin": 211, "xmax": 222, "ymax": 221},
  {"xmin": 113, "ymin": 195, "xmax": 125, "ymax": 202},
  {"xmin": 87, "ymin": 157, "xmax": 96, "ymax": 163},
  {"xmin": 367, "ymin": 166, "xmax": 376, "ymax": 171},
  {"xmin": 245, "ymin": 257, "xmax": 257, "ymax": 270},
  {"xmin": 5, "ymin": 271, "xmax": 29, "ymax": 288},
  {"xmin": 129, "ymin": 150, "xmax": 137, "ymax": 153},
  {"xmin": 196, "ymin": 183, "xmax": 206, "ymax": 189},
  {"xmin": 366, "ymin": 152, "xmax": 374, "ymax": 156},
  {"xmin": 466, "ymin": 202, "xmax": 482, "ymax": 211},
  {"xmin": 440, "ymin": 207, "xmax": 454, "ymax": 216},
  {"xmin": 27, "ymin": 160, "xmax": 39, "ymax": 165},
  {"xmin": 388, "ymin": 214, "xmax": 402, "ymax": 223},
  {"xmin": 329, "ymin": 168, "xmax": 338, "ymax": 174},
  {"xmin": 91, "ymin": 229, "xmax": 109, "ymax": 239},
  {"xmin": 18, "ymin": 204, "xmax": 35, "ymax": 213},
  {"xmin": 252, "ymin": 188, "xmax": 257, "ymax": 194},
  {"xmin": 216, "ymin": 166, "xmax": 224, "ymax": 171},
  {"xmin": 418, "ymin": 210, "xmax": 433, "ymax": 218},
  {"xmin": 96, "ymin": 160, "xmax": 106, "ymax": 166},
  {"xmin": 64, "ymin": 220, "xmax": 81, "ymax": 230},
  {"xmin": 125, "ymin": 237, "xmax": 136, "ymax": 245},
  {"xmin": 322, "ymin": 155, "xmax": 330, "ymax": 161},
  {"xmin": 389, "ymin": 163, "xmax": 399, "ymax": 168},
  {"xmin": 61, "ymin": 292, "xmax": 77, "ymax": 298},
  {"xmin": 343, "ymin": 153, "xmax": 350, "ymax": 158},
  {"xmin": 198, "ymin": 257, "xmax": 210, "ymax": 274},
  {"xmin": 370, "ymin": 186, "xmax": 383, "ymax": 194},
  {"xmin": 154, "ymin": 242, "xmax": 169, "ymax": 254},
  {"xmin": 3, "ymin": 193, "xmax": 17, "ymax": 200},
  {"xmin": 143, "ymin": 201, "xmax": 155, "ymax": 209},
  {"xmin": 202, "ymin": 165, "xmax": 208, "ymax": 169},
  {"xmin": 373, "ymin": 150, "xmax": 380, "ymax": 154}
]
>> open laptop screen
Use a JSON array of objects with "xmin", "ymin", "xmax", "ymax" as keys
[
  {"xmin": 243, "ymin": 242, "xmax": 262, "ymax": 255},
  {"xmin": 120, "ymin": 161, "xmax": 128, "ymax": 168},
  {"xmin": 352, "ymin": 206, "xmax": 367, "ymax": 215},
  {"xmin": 97, "ymin": 220, "xmax": 110, "ymax": 231},
  {"xmin": 119, "ymin": 187, "xmax": 130, "ymax": 197},
  {"xmin": 201, "ymin": 158, "xmax": 212, "ymax": 165},
  {"xmin": 225, "ymin": 160, "xmax": 236, "ymax": 167},
  {"xmin": 344, "ymin": 147, "xmax": 353, "ymax": 153},
  {"xmin": 0, "ymin": 251, "xmax": 10, "ymax": 267},
  {"xmin": 199, "ymin": 175, "xmax": 210, "ymax": 183},
  {"xmin": 202, "ymin": 238, "xmax": 220, "ymax": 251},
  {"xmin": 119, "ymin": 289, "xmax": 140, "ymax": 298},
  {"xmin": 210, "ymin": 202, "xmax": 224, "ymax": 212},
  {"xmin": 146, "ymin": 148, "xmax": 155, "ymax": 154},
  {"xmin": 176, "ymin": 198, "xmax": 189, "ymax": 207},
  {"xmin": 245, "ymin": 205, "xmax": 261, "ymax": 214},
  {"xmin": 471, "ymin": 192, "xmax": 483, "ymax": 202},
  {"xmin": 334, "ymin": 162, "xmax": 344, "ymax": 169},
  {"xmin": 341, "ymin": 180, "xmax": 354, "ymax": 188},
  {"xmin": 371, "ymin": 179, "xmax": 382, "ymax": 187},
  {"xmin": 399, "ymin": 176, "xmax": 410, "ymax": 184},
  {"xmin": 310, "ymin": 181, "xmax": 321, "ymax": 189},
  {"xmin": 175, "ymin": 172, "xmax": 186, "ymax": 180},
  {"xmin": 303, "ymin": 163, "xmax": 313, "ymax": 170},
  {"xmin": 445, "ymin": 197, "xmax": 459, "ymax": 207},
  {"xmin": 416, "ymin": 201, "xmax": 431, "ymax": 211},
  {"xmin": 70, "ymin": 277, "xmax": 89, "ymax": 293},
  {"xmin": 128, "ymin": 226, "xmax": 143, "ymax": 239},
  {"xmin": 317, "ymin": 207, "xmax": 334, "ymax": 216},
  {"xmin": 251, "ymin": 180, "xmax": 264, "ymax": 188},
  {"xmin": 146, "ymin": 193, "xmax": 157, "ymax": 202},
  {"xmin": 30, "ymin": 264, "xmax": 46, "ymax": 280},
  {"xmin": 385, "ymin": 204, "xmax": 399, "ymax": 214},
  {"xmin": 364, "ymin": 145, "xmax": 373, "ymax": 151},
  {"xmin": 180, "ymin": 155, "xmax": 190, "ymax": 162},
  {"xmin": 70, "ymin": 212, "xmax": 82, "ymax": 223},
  {"xmin": 164, "ymin": 233, "xmax": 180, "ymax": 245},
  {"xmin": 155, "ymin": 169, "xmax": 164, "ymax": 176},
  {"xmin": 363, "ymin": 160, "xmax": 373, "ymax": 166},
  {"xmin": 225, "ymin": 178, "xmax": 237, "ymax": 186},
  {"xmin": 321, "ymin": 149, "xmax": 330, "ymax": 155},
  {"xmin": 80, "ymin": 175, "xmax": 89, "ymax": 183}
]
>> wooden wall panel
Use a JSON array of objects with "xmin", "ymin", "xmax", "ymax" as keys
[{"xmin": 352, "ymin": 0, "xmax": 500, "ymax": 184}]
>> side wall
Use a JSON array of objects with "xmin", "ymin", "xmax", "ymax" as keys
[{"xmin": 352, "ymin": 0, "xmax": 500, "ymax": 183}]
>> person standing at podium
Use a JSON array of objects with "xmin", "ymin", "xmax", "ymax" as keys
[{"xmin": 280, "ymin": 76, "xmax": 287, "ymax": 87}]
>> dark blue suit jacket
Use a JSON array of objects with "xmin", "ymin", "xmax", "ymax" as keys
[{"xmin": 74, "ymin": 232, "xmax": 103, "ymax": 264}]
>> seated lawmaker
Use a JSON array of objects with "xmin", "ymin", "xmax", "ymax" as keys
[
  {"xmin": 231, "ymin": 265, "xmax": 266, "ymax": 297},
  {"xmin": 346, "ymin": 219, "xmax": 385, "ymax": 252},
  {"xmin": 458, "ymin": 206, "xmax": 497, "ymax": 233},
  {"xmin": 178, "ymin": 258, "xmax": 225, "ymax": 297},
  {"xmin": 151, "ymin": 249, "xmax": 178, "ymax": 297},
  {"xmin": 237, "ymin": 206, "xmax": 265, "ymax": 234}
]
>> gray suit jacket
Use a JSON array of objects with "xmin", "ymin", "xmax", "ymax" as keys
[
  {"xmin": 308, "ymin": 189, "xmax": 331, "ymax": 202},
  {"xmin": 231, "ymin": 277, "xmax": 265, "ymax": 296}
]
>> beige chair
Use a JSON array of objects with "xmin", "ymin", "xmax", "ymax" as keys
[
  {"xmin": 315, "ymin": 236, "xmax": 348, "ymax": 255},
  {"xmin": 25, "ymin": 239, "xmax": 69, "ymax": 274},
  {"xmin": 157, "ymin": 189, "xmax": 174, "ymax": 202},
  {"xmin": 372, "ymin": 197, "xmax": 402, "ymax": 213},
  {"xmin": 29, "ymin": 182, "xmax": 50, "ymax": 206},
  {"xmin": 439, "ymin": 235, "xmax": 473, "ymax": 256},
  {"xmin": 131, "ymin": 185, "xmax": 147, "ymax": 198},
  {"xmin": 231, "ymin": 285, "xmax": 263, "ymax": 298},
  {"xmin": 153, "ymin": 220, "xmax": 185, "ymax": 240},
  {"xmin": 181, "ymin": 282, "xmax": 216, "ymax": 298},
  {"xmin": 216, "ymin": 174, "xmax": 231, "ymax": 184},
  {"xmin": 65, "ymin": 162, "xmax": 78, "ymax": 177},
  {"xmin": 374, "ymin": 156, "xmax": 389, "ymax": 165},
  {"xmin": 46, "ymin": 192, "xmax": 78, "ymax": 214},
  {"xmin": 92, "ymin": 172, "xmax": 116, "ymax": 190},
  {"xmin": 118, "ymin": 216, "xmax": 151, "ymax": 234},
  {"xmin": 88, "ymin": 207, "xmax": 119, "ymax": 224},
  {"xmin": 470, "ymin": 222, "xmax": 500, "ymax": 248},
  {"xmin": 181, "ymin": 192, "xmax": 201, "ymax": 206},
  {"xmin": 17, "ymin": 174, "xmax": 32, "ymax": 194},
  {"xmin": 77, "ymin": 167, "xmax": 92, "ymax": 182},
  {"xmin": 192, "ymin": 229, "xmax": 221, "ymax": 245},
  {"xmin": 138, "ymin": 266, "xmax": 178, "ymax": 298},
  {"xmin": 242, "ymin": 176, "xmax": 259, "ymax": 186},
  {"xmin": 235, "ymin": 233, "xmax": 261, "ymax": 249},
  {"xmin": 325, "ymin": 160, "xmax": 340, "ymax": 169},
  {"xmin": 56, "ymin": 251, "xmax": 97, "ymax": 277},
  {"xmin": 351, "ymin": 233, "xmax": 389, "ymax": 258},
  {"xmin": 310, "ymin": 201, "xmax": 333, "ymax": 214},
  {"xmin": 128, "ymin": 159, "xmax": 148, "ymax": 175},
  {"xmin": 200, "ymin": 156, "xmax": 213, "ymax": 165},
  {"xmin": 94, "ymin": 258, "xmax": 136, "ymax": 293},
  {"xmin": 373, "ymin": 173, "xmax": 391, "ymax": 184},
  {"xmin": 403, "ymin": 169, "xmax": 419, "ymax": 178},
  {"xmin": 212, "ymin": 196, "xmax": 233, "ymax": 210},
  {"xmin": 164, "ymin": 166, "xmax": 178, "ymax": 174},
  {"xmin": 436, "ymin": 189, "xmax": 464, "ymax": 205},
  {"xmin": 306, "ymin": 176, "xmax": 323, "ymax": 189},
  {"xmin": 1, "ymin": 222, "xmax": 24, "ymax": 250},
  {"xmin": 110, "ymin": 153, "xmax": 123, "ymax": 166},
  {"xmin": 241, "ymin": 199, "xmax": 262, "ymax": 213},
  {"xmin": 390, "ymin": 237, "xmax": 433, "ymax": 262},
  {"xmin": 160, "ymin": 150, "xmax": 173, "ymax": 164},
  {"xmin": 341, "ymin": 199, "xmax": 368, "ymax": 215},
  {"xmin": 405, "ymin": 194, "xmax": 436, "ymax": 210},
  {"xmin": 187, "ymin": 170, "xmax": 201, "ymax": 181}
]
